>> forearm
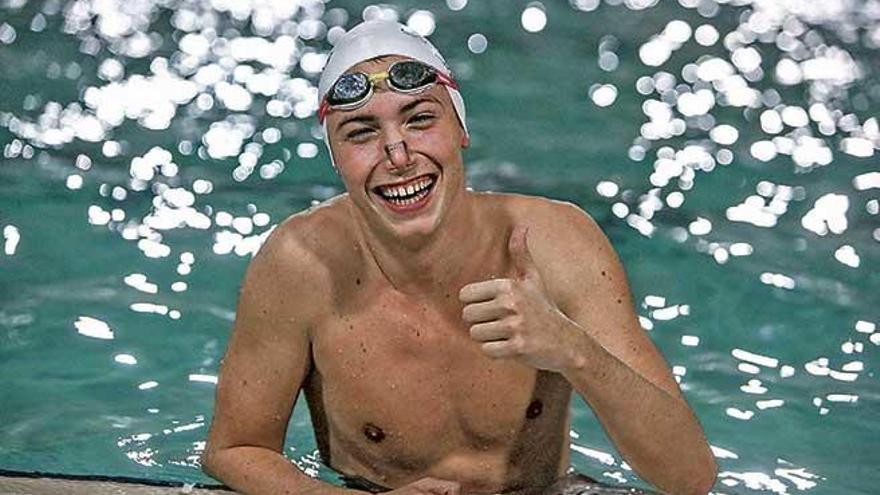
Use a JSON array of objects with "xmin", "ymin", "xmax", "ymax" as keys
[
  {"xmin": 202, "ymin": 445, "xmax": 362, "ymax": 495},
  {"xmin": 560, "ymin": 322, "xmax": 716, "ymax": 494}
]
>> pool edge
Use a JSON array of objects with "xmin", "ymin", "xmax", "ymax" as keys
[{"xmin": 0, "ymin": 475, "xmax": 235, "ymax": 495}]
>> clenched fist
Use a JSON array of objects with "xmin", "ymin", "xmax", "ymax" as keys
[{"xmin": 459, "ymin": 226, "xmax": 584, "ymax": 372}]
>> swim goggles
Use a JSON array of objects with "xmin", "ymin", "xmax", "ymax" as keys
[{"xmin": 318, "ymin": 60, "xmax": 459, "ymax": 122}]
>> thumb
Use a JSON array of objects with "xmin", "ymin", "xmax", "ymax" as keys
[{"xmin": 508, "ymin": 225, "xmax": 537, "ymax": 279}]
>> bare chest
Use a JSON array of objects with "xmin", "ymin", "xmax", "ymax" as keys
[{"xmin": 307, "ymin": 290, "xmax": 567, "ymax": 473}]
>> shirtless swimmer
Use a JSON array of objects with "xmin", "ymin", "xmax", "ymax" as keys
[{"xmin": 201, "ymin": 20, "xmax": 717, "ymax": 495}]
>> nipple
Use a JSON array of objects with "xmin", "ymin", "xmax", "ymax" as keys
[
  {"xmin": 363, "ymin": 423, "xmax": 386, "ymax": 443},
  {"xmin": 526, "ymin": 399, "xmax": 543, "ymax": 419}
]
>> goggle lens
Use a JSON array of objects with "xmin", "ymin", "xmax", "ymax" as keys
[
  {"xmin": 328, "ymin": 72, "xmax": 370, "ymax": 106},
  {"xmin": 325, "ymin": 61, "xmax": 440, "ymax": 107},
  {"xmin": 387, "ymin": 61, "xmax": 436, "ymax": 91}
]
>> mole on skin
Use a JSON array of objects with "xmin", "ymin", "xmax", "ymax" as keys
[
  {"xmin": 363, "ymin": 423, "xmax": 386, "ymax": 442},
  {"xmin": 526, "ymin": 400, "xmax": 543, "ymax": 419}
]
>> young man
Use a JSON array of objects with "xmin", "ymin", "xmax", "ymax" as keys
[{"xmin": 201, "ymin": 21, "xmax": 717, "ymax": 495}]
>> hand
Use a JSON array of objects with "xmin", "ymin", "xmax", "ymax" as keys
[
  {"xmin": 459, "ymin": 225, "xmax": 582, "ymax": 372},
  {"xmin": 385, "ymin": 477, "xmax": 461, "ymax": 495}
]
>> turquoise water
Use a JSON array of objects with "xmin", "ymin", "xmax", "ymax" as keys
[{"xmin": 1, "ymin": 0, "xmax": 878, "ymax": 493}]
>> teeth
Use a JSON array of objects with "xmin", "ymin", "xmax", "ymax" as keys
[
  {"xmin": 378, "ymin": 177, "xmax": 433, "ymax": 200},
  {"xmin": 378, "ymin": 176, "xmax": 435, "ymax": 205}
]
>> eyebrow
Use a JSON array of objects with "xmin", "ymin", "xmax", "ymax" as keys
[
  {"xmin": 337, "ymin": 115, "xmax": 377, "ymax": 130},
  {"xmin": 400, "ymin": 96, "xmax": 439, "ymax": 114},
  {"xmin": 335, "ymin": 97, "xmax": 441, "ymax": 131}
]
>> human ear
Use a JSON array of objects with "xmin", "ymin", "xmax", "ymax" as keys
[{"xmin": 460, "ymin": 132, "xmax": 470, "ymax": 149}]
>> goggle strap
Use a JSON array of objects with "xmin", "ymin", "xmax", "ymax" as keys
[
  {"xmin": 436, "ymin": 71, "xmax": 459, "ymax": 90},
  {"xmin": 318, "ymin": 100, "xmax": 329, "ymax": 122}
]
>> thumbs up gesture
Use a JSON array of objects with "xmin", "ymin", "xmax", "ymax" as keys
[{"xmin": 459, "ymin": 226, "xmax": 581, "ymax": 372}]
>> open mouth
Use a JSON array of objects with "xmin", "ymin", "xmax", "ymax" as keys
[{"xmin": 371, "ymin": 174, "xmax": 437, "ymax": 210}]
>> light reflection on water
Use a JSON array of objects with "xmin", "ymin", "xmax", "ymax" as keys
[{"xmin": 0, "ymin": 0, "xmax": 878, "ymax": 493}]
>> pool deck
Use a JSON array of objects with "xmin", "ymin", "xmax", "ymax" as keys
[{"xmin": 0, "ymin": 475, "xmax": 235, "ymax": 495}]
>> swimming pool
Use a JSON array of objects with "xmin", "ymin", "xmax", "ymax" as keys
[{"xmin": 1, "ymin": 0, "xmax": 877, "ymax": 493}]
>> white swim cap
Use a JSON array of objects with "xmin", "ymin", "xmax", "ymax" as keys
[{"xmin": 318, "ymin": 20, "xmax": 468, "ymax": 166}]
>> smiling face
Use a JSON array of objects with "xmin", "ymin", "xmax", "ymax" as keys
[{"xmin": 325, "ymin": 56, "xmax": 470, "ymax": 241}]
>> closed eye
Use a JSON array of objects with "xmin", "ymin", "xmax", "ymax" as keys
[
  {"xmin": 346, "ymin": 127, "xmax": 376, "ymax": 141},
  {"xmin": 408, "ymin": 113, "xmax": 435, "ymax": 126}
]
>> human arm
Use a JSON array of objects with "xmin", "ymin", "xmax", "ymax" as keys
[
  {"xmin": 551, "ymin": 212, "xmax": 717, "ymax": 495},
  {"xmin": 459, "ymin": 205, "xmax": 716, "ymax": 494},
  {"xmin": 201, "ymin": 225, "xmax": 467, "ymax": 495},
  {"xmin": 200, "ymin": 227, "xmax": 357, "ymax": 495}
]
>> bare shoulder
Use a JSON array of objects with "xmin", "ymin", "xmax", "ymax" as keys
[
  {"xmin": 488, "ymin": 193, "xmax": 622, "ymax": 309},
  {"xmin": 490, "ymin": 194, "xmax": 681, "ymax": 397},
  {"xmin": 204, "ymin": 198, "xmax": 357, "ymax": 458},
  {"xmin": 240, "ymin": 195, "xmax": 355, "ymax": 322},
  {"xmin": 491, "ymin": 192, "xmax": 610, "ymax": 256}
]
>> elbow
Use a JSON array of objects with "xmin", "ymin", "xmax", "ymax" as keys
[
  {"xmin": 701, "ymin": 457, "xmax": 720, "ymax": 494},
  {"xmin": 200, "ymin": 444, "xmax": 221, "ymax": 479},
  {"xmin": 199, "ymin": 450, "xmax": 214, "ymax": 478},
  {"xmin": 656, "ymin": 449, "xmax": 717, "ymax": 495},
  {"xmin": 684, "ymin": 455, "xmax": 718, "ymax": 495}
]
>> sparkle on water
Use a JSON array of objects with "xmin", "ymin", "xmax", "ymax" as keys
[{"xmin": 1, "ymin": 0, "xmax": 878, "ymax": 493}]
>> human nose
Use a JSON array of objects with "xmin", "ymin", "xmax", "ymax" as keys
[{"xmin": 382, "ymin": 138, "xmax": 412, "ymax": 172}]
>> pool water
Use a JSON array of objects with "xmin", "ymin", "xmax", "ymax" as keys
[{"xmin": 1, "ymin": 0, "xmax": 878, "ymax": 493}]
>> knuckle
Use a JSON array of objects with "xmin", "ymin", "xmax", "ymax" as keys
[
  {"xmin": 500, "ymin": 295, "xmax": 516, "ymax": 312},
  {"xmin": 510, "ymin": 289, "xmax": 524, "ymax": 303},
  {"xmin": 461, "ymin": 306, "xmax": 474, "ymax": 321},
  {"xmin": 508, "ymin": 315, "xmax": 524, "ymax": 329}
]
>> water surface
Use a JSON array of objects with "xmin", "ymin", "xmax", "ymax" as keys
[{"xmin": 1, "ymin": 0, "xmax": 878, "ymax": 493}]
